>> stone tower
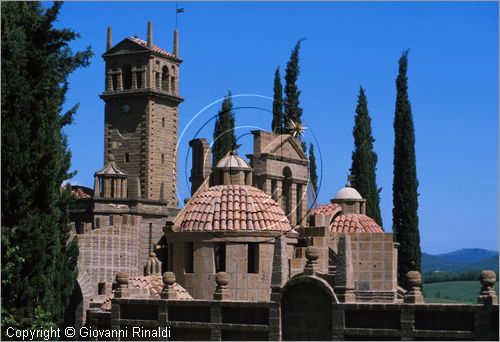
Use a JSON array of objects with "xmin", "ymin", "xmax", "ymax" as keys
[{"xmin": 100, "ymin": 21, "xmax": 182, "ymax": 205}]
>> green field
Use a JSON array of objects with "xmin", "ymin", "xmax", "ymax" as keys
[{"xmin": 423, "ymin": 281, "xmax": 500, "ymax": 304}]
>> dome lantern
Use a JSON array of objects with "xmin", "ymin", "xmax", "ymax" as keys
[{"xmin": 213, "ymin": 149, "xmax": 253, "ymax": 186}]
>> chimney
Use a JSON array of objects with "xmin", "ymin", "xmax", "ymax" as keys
[
  {"xmin": 106, "ymin": 26, "xmax": 112, "ymax": 51},
  {"xmin": 147, "ymin": 20, "xmax": 153, "ymax": 48},
  {"xmin": 173, "ymin": 29, "xmax": 179, "ymax": 57}
]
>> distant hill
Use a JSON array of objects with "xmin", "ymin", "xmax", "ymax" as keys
[
  {"xmin": 436, "ymin": 248, "xmax": 498, "ymax": 264},
  {"xmin": 422, "ymin": 248, "xmax": 499, "ymax": 274}
]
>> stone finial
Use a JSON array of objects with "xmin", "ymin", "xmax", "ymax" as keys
[
  {"xmin": 304, "ymin": 246, "xmax": 320, "ymax": 275},
  {"xmin": 144, "ymin": 252, "xmax": 162, "ymax": 276},
  {"xmin": 114, "ymin": 272, "xmax": 129, "ymax": 298},
  {"xmin": 106, "ymin": 26, "xmax": 112, "ymax": 51},
  {"xmin": 107, "ymin": 153, "xmax": 115, "ymax": 162},
  {"xmin": 214, "ymin": 272, "xmax": 231, "ymax": 300},
  {"xmin": 478, "ymin": 270, "xmax": 498, "ymax": 305},
  {"xmin": 147, "ymin": 20, "xmax": 153, "ymax": 47},
  {"xmin": 161, "ymin": 272, "xmax": 177, "ymax": 299},
  {"xmin": 404, "ymin": 271, "xmax": 424, "ymax": 304},
  {"xmin": 173, "ymin": 29, "xmax": 179, "ymax": 57}
]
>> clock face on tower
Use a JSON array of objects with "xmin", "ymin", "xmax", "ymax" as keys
[{"xmin": 122, "ymin": 104, "xmax": 130, "ymax": 113}]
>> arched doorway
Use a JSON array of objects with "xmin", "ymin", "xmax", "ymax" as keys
[{"xmin": 281, "ymin": 279, "xmax": 333, "ymax": 340}]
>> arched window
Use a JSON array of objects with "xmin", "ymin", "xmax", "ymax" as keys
[
  {"xmin": 122, "ymin": 64, "xmax": 132, "ymax": 89},
  {"xmin": 161, "ymin": 66, "xmax": 169, "ymax": 91}
]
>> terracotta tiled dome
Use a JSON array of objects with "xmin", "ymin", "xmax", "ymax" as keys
[
  {"xmin": 331, "ymin": 214, "xmax": 383, "ymax": 233},
  {"xmin": 180, "ymin": 185, "xmax": 291, "ymax": 232}
]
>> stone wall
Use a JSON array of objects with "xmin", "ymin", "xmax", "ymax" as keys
[
  {"xmin": 168, "ymin": 234, "xmax": 293, "ymax": 302},
  {"xmin": 87, "ymin": 297, "xmax": 499, "ymax": 341},
  {"xmin": 77, "ymin": 214, "xmax": 142, "ymax": 295}
]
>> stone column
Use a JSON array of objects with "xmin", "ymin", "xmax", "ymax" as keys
[
  {"xmin": 477, "ymin": 270, "xmax": 498, "ymax": 305},
  {"xmin": 404, "ymin": 271, "xmax": 424, "ymax": 304},
  {"xmin": 131, "ymin": 67, "xmax": 137, "ymax": 89},
  {"xmin": 117, "ymin": 71, "xmax": 123, "ymax": 91},
  {"xmin": 106, "ymin": 72, "xmax": 113, "ymax": 91},
  {"xmin": 93, "ymin": 176, "xmax": 100, "ymax": 197},
  {"xmin": 290, "ymin": 182, "xmax": 297, "ymax": 226}
]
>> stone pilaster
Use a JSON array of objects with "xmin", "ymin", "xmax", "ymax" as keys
[{"xmin": 335, "ymin": 235, "xmax": 355, "ymax": 303}]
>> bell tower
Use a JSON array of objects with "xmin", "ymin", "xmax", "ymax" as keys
[{"xmin": 100, "ymin": 21, "xmax": 182, "ymax": 206}]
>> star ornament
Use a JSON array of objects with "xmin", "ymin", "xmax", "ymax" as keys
[{"xmin": 286, "ymin": 119, "xmax": 308, "ymax": 138}]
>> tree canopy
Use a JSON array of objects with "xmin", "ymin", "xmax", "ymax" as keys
[
  {"xmin": 392, "ymin": 51, "xmax": 421, "ymax": 289},
  {"xmin": 1, "ymin": 1, "xmax": 92, "ymax": 332},
  {"xmin": 212, "ymin": 91, "xmax": 236, "ymax": 166},
  {"xmin": 350, "ymin": 86, "xmax": 383, "ymax": 227}
]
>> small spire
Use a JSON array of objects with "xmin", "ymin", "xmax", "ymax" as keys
[
  {"xmin": 147, "ymin": 20, "xmax": 153, "ymax": 48},
  {"xmin": 106, "ymin": 26, "xmax": 112, "ymax": 51},
  {"xmin": 173, "ymin": 29, "xmax": 179, "ymax": 57}
]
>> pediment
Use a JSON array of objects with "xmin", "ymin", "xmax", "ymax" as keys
[
  {"xmin": 105, "ymin": 38, "xmax": 149, "ymax": 56},
  {"xmin": 268, "ymin": 136, "xmax": 307, "ymax": 160}
]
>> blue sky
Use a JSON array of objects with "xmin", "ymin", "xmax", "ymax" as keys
[{"xmin": 54, "ymin": 2, "xmax": 498, "ymax": 254}]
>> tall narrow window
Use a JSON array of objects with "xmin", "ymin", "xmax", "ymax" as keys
[
  {"xmin": 214, "ymin": 243, "xmax": 226, "ymax": 272},
  {"xmin": 184, "ymin": 242, "xmax": 194, "ymax": 273},
  {"xmin": 124, "ymin": 152, "xmax": 130, "ymax": 163},
  {"xmin": 161, "ymin": 66, "xmax": 169, "ymax": 91},
  {"xmin": 136, "ymin": 71, "xmax": 143, "ymax": 88},
  {"xmin": 247, "ymin": 243, "xmax": 259, "ymax": 274},
  {"xmin": 112, "ymin": 74, "xmax": 118, "ymax": 91},
  {"xmin": 296, "ymin": 184, "xmax": 303, "ymax": 225},
  {"xmin": 161, "ymin": 154, "xmax": 165, "ymax": 164},
  {"xmin": 155, "ymin": 72, "xmax": 160, "ymax": 88},
  {"xmin": 122, "ymin": 64, "xmax": 132, "ymax": 89},
  {"xmin": 162, "ymin": 118, "xmax": 165, "ymax": 127}
]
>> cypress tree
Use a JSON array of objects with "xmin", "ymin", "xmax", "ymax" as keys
[
  {"xmin": 272, "ymin": 66, "xmax": 283, "ymax": 133},
  {"xmin": 350, "ymin": 86, "xmax": 383, "ymax": 227},
  {"xmin": 284, "ymin": 39, "xmax": 304, "ymax": 126},
  {"xmin": 392, "ymin": 51, "xmax": 421, "ymax": 289},
  {"xmin": 308, "ymin": 143, "xmax": 319, "ymax": 196},
  {"xmin": 1, "ymin": 1, "xmax": 92, "ymax": 333},
  {"xmin": 212, "ymin": 91, "xmax": 236, "ymax": 166}
]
